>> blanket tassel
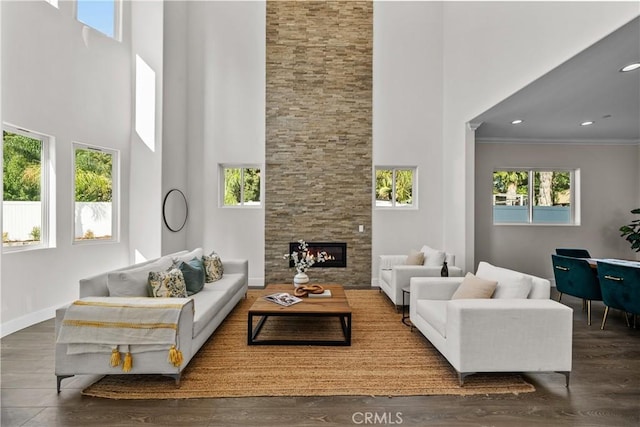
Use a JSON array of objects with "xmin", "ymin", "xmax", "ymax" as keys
[
  {"xmin": 110, "ymin": 348, "xmax": 121, "ymax": 367},
  {"xmin": 169, "ymin": 345, "xmax": 183, "ymax": 367},
  {"xmin": 123, "ymin": 352, "xmax": 132, "ymax": 372}
]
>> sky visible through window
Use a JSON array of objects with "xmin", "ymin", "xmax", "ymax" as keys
[{"xmin": 77, "ymin": 1, "xmax": 114, "ymax": 38}]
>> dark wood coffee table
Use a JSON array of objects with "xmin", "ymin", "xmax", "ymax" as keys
[{"xmin": 247, "ymin": 284, "xmax": 352, "ymax": 346}]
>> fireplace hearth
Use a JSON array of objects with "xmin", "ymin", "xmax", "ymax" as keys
[{"xmin": 288, "ymin": 242, "xmax": 347, "ymax": 268}]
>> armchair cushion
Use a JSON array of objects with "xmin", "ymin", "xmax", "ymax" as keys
[
  {"xmin": 451, "ymin": 273, "xmax": 497, "ymax": 300},
  {"xmin": 476, "ymin": 261, "xmax": 533, "ymax": 299},
  {"xmin": 420, "ymin": 245, "xmax": 446, "ymax": 267}
]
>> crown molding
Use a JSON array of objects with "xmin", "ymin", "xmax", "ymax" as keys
[
  {"xmin": 467, "ymin": 122, "xmax": 483, "ymax": 132},
  {"xmin": 475, "ymin": 137, "xmax": 640, "ymax": 146}
]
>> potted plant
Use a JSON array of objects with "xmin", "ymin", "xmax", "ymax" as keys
[{"xmin": 619, "ymin": 208, "xmax": 640, "ymax": 252}]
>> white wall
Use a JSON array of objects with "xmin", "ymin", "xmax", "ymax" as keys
[
  {"xmin": 372, "ymin": 1, "xmax": 445, "ymax": 283},
  {"xmin": 441, "ymin": 1, "xmax": 639, "ymax": 272},
  {"xmin": 161, "ymin": 0, "xmax": 188, "ymax": 255},
  {"xmin": 184, "ymin": 1, "xmax": 266, "ymax": 285},
  {"xmin": 129, "ymin": 0, "xmax": 164, "ymax": 263},
  {"xmin": 1, "ymin": 0, "xmax": 131, "ymax": 335},
  {"xmin": 476, "ymin": 142, "xmax": 640, "ymax": 279}
]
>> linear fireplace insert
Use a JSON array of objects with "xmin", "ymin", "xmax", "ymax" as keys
[{"xmin": 288, "ymin": 242, "xmax": 347, "ymax": 268}]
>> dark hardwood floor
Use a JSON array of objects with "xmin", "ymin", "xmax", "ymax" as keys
[{"xmin": 2, "ymin": 290, "xmax": 639, "ymax": 427}]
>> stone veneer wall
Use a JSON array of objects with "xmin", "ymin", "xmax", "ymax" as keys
[{"xmin": 265, "ymin": 1, "xmax": 372, "ymax": 287}]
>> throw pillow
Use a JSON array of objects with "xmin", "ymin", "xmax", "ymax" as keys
[
  {"xmin": 451, "ymin": 272, "xmax": 498, "ymax": 300},
  {"xmin": 405, "ymin": 250, "xmax": 425, "ymax": 265},
  {"xmin": 148, "ymin": 268, "xmax": 188, "ymax": 298},
  {"xmin": 178, "ymin": 257, "xmax": 206, "ymax": 295},
  {"xmin": 493, "ymin": 275, "xmax": 533, "ymax": 299},
  {"xmin": 107, "ymin": 257, "xmax": 173, "ymax": 297},
  {"xmin": 203, "ymin": 251, "xmax": 224, "ymax": 282},
  {"xmin": 476, "ymin": 262, "xmax": 533, "ymax": 299},
  {"xmin": 421, "ymin": 245, "xmax": 446, "ymax": 267},
  {"xmin": 173, "ymin": 248, "xmax": 204, "ymax": 264}
]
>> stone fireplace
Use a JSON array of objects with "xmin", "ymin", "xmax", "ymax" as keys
[{"xmin": 264, "ymin": 1, "xmax": 372, "ymax": 287}]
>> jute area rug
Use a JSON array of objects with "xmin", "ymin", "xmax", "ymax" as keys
[{"xmin": 82, "ymin": 289, "xmax": 535, "ymax": 399}]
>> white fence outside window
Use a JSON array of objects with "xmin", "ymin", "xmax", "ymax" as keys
[{"xmin": 3, "ymin": 201, "xmax": 112, "ymax": 241}]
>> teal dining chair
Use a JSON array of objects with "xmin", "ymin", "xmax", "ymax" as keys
[
  {"xmin": 551, "ymin": 254, "xmax": 602, "ymax": 325},
  {"xmin": 555, "ymin": 248, "xmax": 592, "ymax": 258},
  {"xmin": 596, "ymin": 261, "xmax": 640, "ymax": 330}
]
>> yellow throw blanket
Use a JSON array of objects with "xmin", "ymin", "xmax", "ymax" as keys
[{"xmin": 57, "ymin": 297, "xmax": 192, "ymax": 372}]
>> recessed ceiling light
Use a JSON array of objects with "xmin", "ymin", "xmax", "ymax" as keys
[
  {"xmin": 581, "ymin": 121, "xmax": 594, "ymax": 126},
  {"xmin": 511, "ymin": 119, "xmax": 523, "ymax": 125},
  {"xmin": 620, "ymin": 62, "xmax": 640, "ymax": 72}
]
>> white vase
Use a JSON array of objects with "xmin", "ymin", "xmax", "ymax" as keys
[{"xmin": 293, "ymin": 272, "xmax": 309, "ymax": 287}]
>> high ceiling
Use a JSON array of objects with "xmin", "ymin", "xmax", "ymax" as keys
[{"xmin": 473, "ymin": 16, "xmax": 640, "ymax": 143}]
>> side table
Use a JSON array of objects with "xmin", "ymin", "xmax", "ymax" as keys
[{"xmin": 401, "ymin": 286, "xmax": 412, "ymax": 328}]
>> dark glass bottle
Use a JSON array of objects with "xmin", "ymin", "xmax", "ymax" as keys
[{"xmin": 441, "ymin": 261, "xmax": 449, "ymax": 277}]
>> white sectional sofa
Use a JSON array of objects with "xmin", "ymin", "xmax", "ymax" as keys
[
  {"xmin": 55, "ymin": 248, "xmax": 248, "ymax": 392},
  {"xmin": 410, "ymin": 261, "xmax": 573, "ymax": 386}
]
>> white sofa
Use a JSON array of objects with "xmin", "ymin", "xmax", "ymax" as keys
[
  {"xmin": 410, "ymin": 261, "xmax": 573, "ymax": 386},
  {"xmin": 55, "ymin": 248, "xmax": 248, "ymax": 392},
  {"xmin": 379, "ymin": 246, "xmax": 462, "ymax": 307}
]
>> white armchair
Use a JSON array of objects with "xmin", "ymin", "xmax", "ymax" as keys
[
  {"xmin": 378, "ymin": 245, "xmax": 462, "ymax": 307},
  {"xmin": 409, "ymin": 262, "xmax": 573, "ymax": 386}
]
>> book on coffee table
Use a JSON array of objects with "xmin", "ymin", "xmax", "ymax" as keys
[
  {"xmin": 308, "ymin": 290, "xmax": 332, "ymax": 298},
  {"xmin": 263, "ymin": 292, "xmax": 302, "ymax": 307}
]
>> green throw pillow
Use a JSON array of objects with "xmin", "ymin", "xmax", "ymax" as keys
[{"xmin": 178, "ymin": 257, "xmax": 206, "ymax": 296}]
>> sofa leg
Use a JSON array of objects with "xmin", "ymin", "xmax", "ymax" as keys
[
  {"xmin": 458, "ymin": 372, "xmax": 473, "ymax": 386},
  {"xmin": 558, "ymin": 371, "xmax": 570, "ymax": 387},
  {"xmin": 56, "ymin": 375, "xmax": 74, "ymax": 393},
  {"xmin": 171, "ymin": 374, "xmax": 181, "ymax": 386}
]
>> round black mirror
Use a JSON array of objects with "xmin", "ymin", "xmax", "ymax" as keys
[{"xmin": 162, "ymin": 189, "xmax": 188, "ymax": 232}]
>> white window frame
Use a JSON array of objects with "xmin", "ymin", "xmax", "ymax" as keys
[
  {"xmin": 2, "ymin": 125, "xmax": 53, "ymax": 253},
  {"xmin": 219, "ymin": 164, "xmax": 263, "ymax": 208},
  {"xmin": 74, "ymin": 0, "xmax": 122, "ymax": 41},
  {"xmin": 72, "ymin": 142, "xmax": 119, "ymax": 244},
  {"xmin": 492, "ymin": 168, "xmax": 580, "ymax": 226},
  {"xmin": 374, "ymin": 166, "xmax": 418, "ymax": 209}
]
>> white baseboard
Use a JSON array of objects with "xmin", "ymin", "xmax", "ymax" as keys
[
  {"xmin": 1, "ymin": 304, "xmax": 60, "ymax": 338},
  {"xmin": 248, "ymin": 276, "xmax": 265, "ymax": 288}
]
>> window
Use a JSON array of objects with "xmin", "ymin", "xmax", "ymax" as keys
[
  {"xmin": 221, "ymin": 166, "xmax": 261, "ymax": 207},
  {"xmin": 3, "ymin": 126, "xmax": 51, "ymax": 251},
  {"xmin": 73, "ymin": 144, "xmax": 118, "ymax": 242},
  {"xmin": 375, "ymin": 167, "xmax": 416, "ymax": 208},
  {"xmin": 492, "ymin": 169, "xmax": 578, "ymax": 225},
  {"xmin": 76, "ymin": 0, "xmax": 119, "ymax": 39}
]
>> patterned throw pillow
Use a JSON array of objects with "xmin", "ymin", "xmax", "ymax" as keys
[
  {"xmin": 148, "ymin": 268, "xmax": 188, "ymax": 298},
  {"xmin": 203, "ymin": 251, "xmax": 223, "ymax": 283}
]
